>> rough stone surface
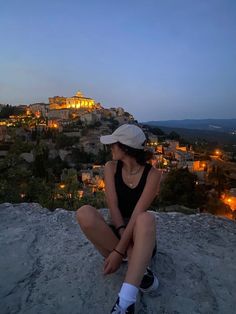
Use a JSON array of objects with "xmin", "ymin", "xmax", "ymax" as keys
[
  {"xmin": 0, "ymin": 203, "xmax": 236, "ymax": 314},
  {"xmin": 19, "ymin": 153, "xmax": 34, "ymax": 163}
]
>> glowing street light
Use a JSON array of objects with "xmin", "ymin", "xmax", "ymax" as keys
[{"xmin": 78, "ymin": 190, "xmax": 84, "ymax": 199}]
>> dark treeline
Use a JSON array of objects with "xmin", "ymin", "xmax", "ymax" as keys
[{"xmin": 0, "ymin": 104, "xmax": 24, "ymax": 118}]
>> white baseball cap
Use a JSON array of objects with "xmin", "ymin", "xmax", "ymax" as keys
[{"xmin": 100, "ymin": 124, "xmax": 146, "ymax": 150}]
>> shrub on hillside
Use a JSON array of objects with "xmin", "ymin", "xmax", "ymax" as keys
[{"xmin": 159, "ymin": 168, "xmax": 205, "ymax": 208}]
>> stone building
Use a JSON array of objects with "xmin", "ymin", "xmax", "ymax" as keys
[
  {"xmin": 80, "ymin": 112, "xmax": 99, "ymax": 125},
  {"xmin": 28, "ymin": 103, "xmax": 49, "ymax": 117},
  {"xmin": 49, "ymin": 91, "xmax": 101, "ymax": 111},
  {"xmin": 47, "ymin": 109, "xmax": 71, "ymax": 120}
]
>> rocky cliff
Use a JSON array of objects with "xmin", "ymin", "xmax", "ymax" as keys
[{"xmin": 0, "ymin": 203, "xmax": 235, "ymax": 314}]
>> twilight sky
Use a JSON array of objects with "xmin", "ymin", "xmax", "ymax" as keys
[{"xmin": 0, "ymin": 0, "xmax": 236, "ymax": 122}]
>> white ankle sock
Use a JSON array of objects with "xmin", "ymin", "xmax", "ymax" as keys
[{"xmin": 118, "ymin": 282, "xmax": 138, "ymax": 310}]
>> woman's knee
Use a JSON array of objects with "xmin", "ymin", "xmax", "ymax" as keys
[
  {"xmin": 76, "ymin": 205, "xmax": 97, "ymax": 228},
  {"xmin": 134, "ymin": 212, "xmax": 156, "ymax": 234}
]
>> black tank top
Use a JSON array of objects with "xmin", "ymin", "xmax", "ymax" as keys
[{"xmin": 115, "ymin": 160, "xmax": 152, "ymax": 218}]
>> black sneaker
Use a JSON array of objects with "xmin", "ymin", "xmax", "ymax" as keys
[
  {"xmin": 139, "ymin": 268, "xmax": 159, "ymax": 293},
  {"xmin": 110, "ymin": 297, "xmax": 135, "ymax": 314}
]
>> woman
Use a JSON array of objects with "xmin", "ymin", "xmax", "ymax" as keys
[{"xmin": 76, "ymin": 124, "xmax": 162, "ymax": 313}]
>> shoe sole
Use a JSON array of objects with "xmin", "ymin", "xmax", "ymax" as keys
[{"xmin": 139, "ymin": 275, "xmax": 159, "ymax": 295}]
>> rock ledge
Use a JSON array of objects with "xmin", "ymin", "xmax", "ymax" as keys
[{"xmin": 0, "ymin": 203, "xmax": 236, "ymax": 314}]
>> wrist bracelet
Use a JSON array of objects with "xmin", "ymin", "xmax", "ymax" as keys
[
  {"xmin": 113, "ymin": 249, "xmax": 125, "ymax": 258},
  {"xmin": 116, "ymin": 225, "xmax": 126, "ymax": 232}
]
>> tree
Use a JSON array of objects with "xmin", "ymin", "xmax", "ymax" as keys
[
  {"xmin": 32, "ymin": 143, "xmax": 49, "ymax": 178},
  {"xmin": 25, "ymin": 177, "xmax": 53, "ymax": 206},
  {"xmin": 159, "ymin": 168, "xmax": 203, "ymax": 208},
  {"xmin": 0, "ymin": 163, "xmax": 32, "ymax": 203},
  {"xmin": 55, "ymin": 134, "xmax": 79, "ymax": 149},
  {"xmin": 204, "ymin": 191, "xmax": 232, "ymax": 217},
  {"xmin": 168, "ymin": 131, "xmax": 180, "ymax": 140},
  {"xmin": 8, "ymin": 138, "xmax": 33, "ymax": 156},
  {"xmin": 0, "ymin": 104, "xmax": 24, "ymax": 118},
  {"xmin": 143, "ymin": 125, "xmax": 165, "ymax": 136},
  {"xmin": 56, "ymin": 168, "xmax": 82, "ymax": 210},
  {"xmin": 71, "ymin": 148, "xmax": 96, "ymax": 164},
  {"xmin": 109, "ymin": 118, "xmax": 119, "ymax": 132},
  {"xmin": 207, "ymin": 165, "xmax": 228, "ymax": 197},
  {"xmin": 94, "ymin": 148, "xmax": 111, "ymax": 164}
]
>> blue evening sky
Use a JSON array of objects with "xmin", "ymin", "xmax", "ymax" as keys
[{"xmin": 0, "ymin": 0, "xmax": 236, "ymax": 121}]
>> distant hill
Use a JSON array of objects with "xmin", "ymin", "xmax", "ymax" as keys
[
  {"xmin": 145, "ymin": 119, "xmax": 236, "ymax": 133},
  {"xmin": 157, "ymin": 126, "xmax": 236, "ymax": 145},
  {"xmin": 143, "ymin": 119, "xmax": 236, "ymax": 145}
]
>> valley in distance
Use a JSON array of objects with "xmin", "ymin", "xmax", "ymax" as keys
[{"xmin": 144, "ymin": 118, "xmax": 236, "ymax": 146}]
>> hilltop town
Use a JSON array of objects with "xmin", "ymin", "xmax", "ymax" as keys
[{"xmin": 0, "ymin": 91, "xmax": 236, "ymax": 219}]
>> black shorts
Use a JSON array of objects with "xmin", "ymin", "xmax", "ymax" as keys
[
  {"xmin": 109, "ymin": 224, "xmax": 157, "ymax": 258},
  {"xmin": 109, "ymin": 224, "xmax": 123, "ymax": 239}
]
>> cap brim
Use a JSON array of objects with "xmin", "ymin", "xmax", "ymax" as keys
[{"xmin": 100, "ymin": 135, "xmax": 117, "ymax": 145}]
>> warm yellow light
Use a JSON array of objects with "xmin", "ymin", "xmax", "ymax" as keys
[
  {"xmin": 215, "ymin": 150, "xmax": 220, "ymax": 155},
  {"xmin": 98, "ymin": 179, "xmax": 105, "ymax": 190},
  {"xmin": 53, "ymin": 123, "xmax": 58, "ymax": 128},
  {"xmin": 163, "ymin": 159, "xmax": 168, "ymax": 166},
  {"xmin": 78, "ymin": 190, "xmax": 84, "ymax": 199},
  {"xmin": 35, "ymin": 111, "xmax": 41, "ymax": 118},
  {"xmin": 60, "ymin": 184, "xmax": 65, "ymax": 189},
  {"xmin": 227, "ymin": 198, "xmax": 232, "ymax": 203}
]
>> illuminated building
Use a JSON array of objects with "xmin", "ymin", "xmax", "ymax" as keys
[
  {"xmin": 49, "ymin": 91, "xmax": 100, "ymax": 111},
  {"xmin": 28, "ymin": 103, "xmax": 49, "ymax": 117},
  {"xmin": 222, "ymin": 188, "xmax": 236, "ymax": 211}
]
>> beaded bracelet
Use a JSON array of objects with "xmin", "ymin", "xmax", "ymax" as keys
[{"xmin": 113, "ymin": 249, "xmax": 125, "ymax": 258}]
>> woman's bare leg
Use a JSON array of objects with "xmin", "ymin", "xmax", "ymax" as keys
[
  {"xmin": 124, "ymin": 212, "xmax": 156, "ymax": 286},
  {"xmin": 76, "ymin": 205, "xmax": 119, "ymax": 257}
]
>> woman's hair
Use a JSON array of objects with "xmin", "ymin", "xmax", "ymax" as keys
[{"xmin": 116, "ymin": 142, "xmax": 153, "ymax": 165}]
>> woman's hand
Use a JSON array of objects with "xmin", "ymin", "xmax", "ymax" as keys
[{"xmin": 103, "ymin": 250, "xmax": 123, "ymax": 275}]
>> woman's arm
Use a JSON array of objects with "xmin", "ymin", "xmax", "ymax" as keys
[
  {"xmin": 115, "ymin": 167, "xmax": 162, "ymax": 255},
  {"xmin": 104, "ymin": 160, "xmax": 125, "ymax": 229}
]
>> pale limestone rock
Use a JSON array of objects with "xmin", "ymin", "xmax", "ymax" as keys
[
  {"xmin": 58, "ymin": 149, "xmax": 71, "ymax": 161},
  {"xmin": 0, "ymin": 204, "xmax": 235, "ymax": 314},
  {"xmin": 20, "ymin": 153, "xmax": 34, "ymax": 163}
]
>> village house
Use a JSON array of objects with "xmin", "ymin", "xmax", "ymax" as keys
[
  {"xmin": 80, "ymin": 112, "xmax": 99, "ymax": 125},
  {"xmin": 28, "ymin": 103, "xmax": 49, "ymax": 118}
]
